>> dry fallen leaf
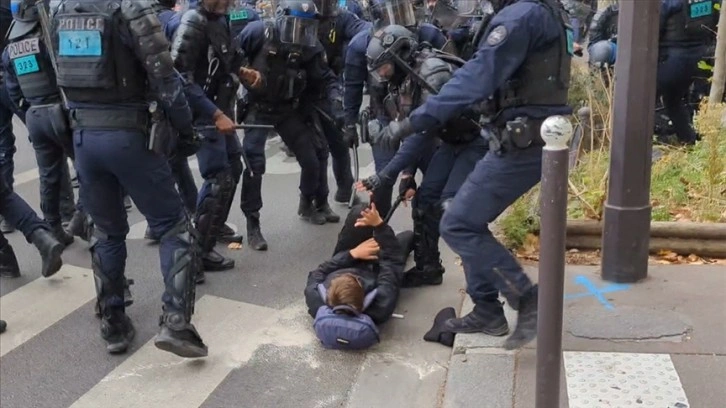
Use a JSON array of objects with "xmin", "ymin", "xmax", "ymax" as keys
[{"xmin": 227, "ymin": 242, "xmax": 243, "ymax": 250}]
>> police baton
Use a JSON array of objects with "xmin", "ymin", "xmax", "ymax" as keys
[
  {"xmin": 194, "ymin": 124, "xmax": 274, "ymax": 131},
  {"xmin": 383, "ymin": 194, "xmax": 405, "ymax": 224}
]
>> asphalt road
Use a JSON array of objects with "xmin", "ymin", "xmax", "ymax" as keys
[{"xmin": 0, "ymin": 115, "xmax": 466, "ymax": 408}]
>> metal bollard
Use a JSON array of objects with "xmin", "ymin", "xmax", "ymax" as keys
[{"xmin": 535, "ymin": 116, "xmax": 573, "ymax": 408}]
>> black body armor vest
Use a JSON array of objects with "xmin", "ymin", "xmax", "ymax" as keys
[{"xmin": 7, "ymin": 28, "xmax": 59, "ymax": 102}]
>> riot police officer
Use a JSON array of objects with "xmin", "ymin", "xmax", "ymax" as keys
[
  {"xmin": 586, "ymin": 1, "xmax": 618, "ymax": 67},
  {"xmin": 235, "ymin": 0, "xmax": 342, "ymax": 240},
  {"xmin": 313, "ymin": 0, "xmax": 370, "ymax": 204},
  {"xmin": 561, "ymin": 0, "xmax": 597, "ymax": 54},
  {"xmin": 0, "ymin": 173, "xmax": 63, "ymax": 279},
  {"xmin": 51, "ymin": 0, "xmax": 207, "ymax": 356},
  {"xmin": 657, "ymin": 0, "xmax": 718, "ymax": 144},
  {"xmin": 172, "ymin": 0, "xmax": 243, "ymax": 268},
  {"xmin": 360, "ymin": 24, "xmax": 487, "ymax": 288},
  {"xmin": 2, "ymin": 0, "xmax": 75, "ymax": 247},
  {"xmin": 376, "ymin": 0, "xmax": 573, "ymax": 349},
  {"xmin": 430, "ymin": 0, "xmax": 493, "ymax": 59},
  {"xmin": 343, "ymin": 0, "xmax": 445, "ymax": 216}
]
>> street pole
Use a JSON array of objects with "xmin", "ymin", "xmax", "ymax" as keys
[
  {"xmin": 535, "ymin": 116, "xmax": 573, "ymax": 408},
  {"xmin": 708, "ymin": 1, "xmax": 726, "ymax": 104},
  {"xmin": 601, "ymin": 0, "xmax": 660, "ymax": 283}
]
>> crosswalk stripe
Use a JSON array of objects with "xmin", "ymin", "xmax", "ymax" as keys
[
  {"xmin": 68, "ymin": 295, "xmax": 285, "ymax": 408},
  {"xmin": 0, "ymin": 265, "xmax": 96, "ymax": 358}
]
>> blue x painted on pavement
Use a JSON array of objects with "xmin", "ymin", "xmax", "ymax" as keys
[{"xmin": 563, "ymin": 275, "xmax": 632, "ymax": 310}]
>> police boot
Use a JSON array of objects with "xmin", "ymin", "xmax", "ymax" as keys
[
  {"xmin": 334, "ymin": 187, "xmax": 360, "ymax": 206},
  {"xmin": 217, "ymin": 223, "xmax": 244, "ymax": 244},
  {"xmin": 315, "ymin": 198, "xmax": 340, "ymax": 223},
  {"xmin": 0, "ymin": 216, "xmax": 15, "ymax": 234},
  {"xmin": 29, "ymin": 228, "xmax": 63, "ymax": 278},
  {"xmin": 245, "ymin": 212, "xmax": 268, "ymax": 251},
  {"xmin": 0, "ymin": 242, "xmax": 20, "ymax": 278},
  {"xmin": 155, "ymin": 311, "xmax": 208, "ymax": 358},
  {"xmin": 443, "ymin": 300, "xmax": 509, "ymax": 336},
  {"xmin": 298, "ymin": 195, "xmax": 326, "ymax": 225},
  {"xmin": 101, "ymin": 307, "xmax": 135, "ymax": 354},
  {"xmin": 503, "ymin": 285, "xmax": 538, "ymax": 350},
  {"xmin": 50, "ymin": 222, "xmax": 74, "ymax": 247},
  {"xmin": 402, "ymin": 209, "xmax": 444, "ymax": 288},
  {"xmin": 67, "ymin": 210, "xmax": 92, "ymax": 242}
]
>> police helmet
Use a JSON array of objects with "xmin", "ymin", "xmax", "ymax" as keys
[
  {"xmin": 10, "ymin": 0, "xmax": 40, "ymax": 22},
  {"xmin": 366, "ymin": 24, "xmax": 416, "ymax": 83},
  {"xmin": 370, "ymin": 0, "xmax": 416, "ymax": 30},
  {"xmin": 429, "ymin": 0, "xmax": 482, "ymax": 31},
  {"xmin": 313, "ymin": 0, "xmax": 339, "ymax": 18},
  {"xmin": 276, "ymin": 0, "xmax": 321, "ymax": 47},
  {"xmin": 588, "ymin": 40, "xmax": 616, "ymax": 67}
]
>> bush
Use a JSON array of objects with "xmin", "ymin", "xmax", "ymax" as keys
[{"xmin": 499, "ymin": 67, "xmax": 726, "ymax": 250}]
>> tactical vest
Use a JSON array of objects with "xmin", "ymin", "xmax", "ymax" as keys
[
  {"xmin": 7, "ymin": 28, "xmax": 59, "ymax": 101},
  {"xmin": 52, "ymin": 0, "xmax": 146, "ymax": 104},
  {"xmin": 661, "ymin": 0, "xmax": 718, "ymax": 46},
  {"xmin": 205, "ymin": 16, "xmax": 238, "ymax": 109},
  {"xmin": 247, "ymin": 21, "xmax": 307, "ymax": 105},
  {"xmin": 491, "ymin": 0, "xmax": 571, "ymax": 122},
  {"xmin": 320, "ymin": 19, "xmax": 344, "ymax": 76},
  {"xmin": 228, "ymin": 5, "xmax": 253, "ymax": 37}
]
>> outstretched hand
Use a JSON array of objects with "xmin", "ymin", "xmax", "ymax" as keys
[{"xmin": 355, "ymin": 202, "xmax": 384, "ymax": 228}]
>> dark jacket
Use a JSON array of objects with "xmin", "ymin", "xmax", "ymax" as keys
[{"xmin": 304, "ymin": 205, "xmax": 405, "ymax": 325}]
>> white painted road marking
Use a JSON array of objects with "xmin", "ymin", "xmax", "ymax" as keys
[{"xmin": 0, "ymin": 265, "xmax": 96, "ymax": 357}]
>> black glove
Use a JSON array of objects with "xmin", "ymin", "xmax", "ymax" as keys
[
  {"xmin": 381, "ymin": 118, "xmax": 414, "ymax": 151},
  {"xmin": 343, "ymin": 124, "xmax": 359, "ymax": 148},
  {"xmin": 174, "ymin": 132, "xmax": 201, "ymax": 159},
  {"xmin": 399, "ymin": 175, "xmax": 417, "ymax": 197}
]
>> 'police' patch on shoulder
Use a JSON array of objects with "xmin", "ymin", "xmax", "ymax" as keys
[{"xmin": 486, "ymin": 26, "xmax": 508, "ymax": 46}]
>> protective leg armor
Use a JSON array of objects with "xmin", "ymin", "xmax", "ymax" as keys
[
  {"xmin": 91, "ymin": 250, "xmax": 135, "ymax": 354},
  {"xmin": 403, "ymin": 205, "xmax": 445, "ymax": 288}
]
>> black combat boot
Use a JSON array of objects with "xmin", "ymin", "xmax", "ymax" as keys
[
  {"xmin": 245, "ymin": 212, "xmax": 268, "ymax": 251},
  {"xmin": 29, "ymin": 228, "xmax": 63, "ymax": 278},
  {"xmin": 0, "ymin": 241, "xmax": 20, "ymax": 278},
  {"xmin": 298, "ymin": 195, "xmax": 326, "ymax": 225},
  {"xmin": 155, "ymin": 311, "xmax": 208, "ymax": 358},
  {"xmin": 503, "ymin": 285, "xmax": 539, "ymax": 350},
  {"xmin": 50, "ymin": 222, "xmax": 74, "ymax": 247},
  {"xmin": 402, "ymin": 209, "xmax": 444, "ymax": 287},
  {"xmin": 67, "ymin": 210, "xmax": 93, "ymax": 242},
  {"xmin": 334, "ymin": 187, "xmax": 360, "ymax": 205},
  {"xmin": 443, "ymin": 300, "xmax": 509, "ymax": 336},
  {"xmin": 315, "ymin": 198, "xmax": 340, "ymax": 223},
  {"xmin": 202, "ymin": 249, "xmax": 234, "ymax": 271},
  {"xmin": 101, "ymin": 307, "xmax": 136, "ymax": 354},
  {"xmin": 217, "ymin": 223, "xmax": 243, "ymax": 244}
]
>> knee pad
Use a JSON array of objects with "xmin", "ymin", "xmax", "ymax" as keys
[{"xmin": 229, "ymin": 156, "xmax": 243, "ymax": 184}]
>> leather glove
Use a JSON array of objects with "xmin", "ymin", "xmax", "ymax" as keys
[
  {"xmin": 380, "ymin": 118, "xmax": 414, "ymax": 151},
  {"xmin": 343, "ymin": 124, "xmax": 359, "ymax": 148},
  {"xmin": 399, "ymin": 174, "xmax": 417, "ymax": 197},
  {"xmin": 361, "ymin": 174, "xmax": 383, "ymax": 192}
]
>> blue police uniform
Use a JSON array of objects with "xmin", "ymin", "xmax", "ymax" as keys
[
  {"xmin": 315, "ymin": 8, "xmax": 369, "ymax": 203},
  {"xmin": 229, "ymin": 2, "xmax": 260, "ymax": 37},
  {"xmin": 171, "ymin": 7, "xmax": 243, "ymax": 269},
  {"xmin": 394, "ymin": 0, "xmax": 573, "ymax": 349},
  {"xmin": 236, "ymin": 19, "xmax": 342, "ymax": 230},
  {"xmin": 342, "ymin": 25, "xmax": 442, "ymax": 216},
  {"xmin": 342, "ymin": 0, "xmax": 365, "ymax": 19},
  {"xmin": 0, "ymin": 172, "xmax": 64, "ymax": 279},
  {"xmin": 367, "ymin": 37, "xmax": 487, "ymax": 288},
  {"xmin": 52, "ymin": 0, "xmax": 207, "ymax": 356},
  {"xmin": 657, "ymin": 0, "xmax": 717, "ymax": 144},
  {"xmin": 0, "ymin": 0, "xmax": 23, "ymax": 200},
  {"xmin": 2, "ymin": 10, "xmax": 76, "ymax": 247}
]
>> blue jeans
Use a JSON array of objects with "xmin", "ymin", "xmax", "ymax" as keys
[{"xmin": 440, "ymin": 146, "xmax": 542, "ymax": 308}]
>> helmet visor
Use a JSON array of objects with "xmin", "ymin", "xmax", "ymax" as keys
[
  {"xmin": 377, "ymin": 0, "xmax": 416, "ymax": 27},
  {"xmin": 278, "ymin": 15, "xmax": 319, "ymax": 46}
]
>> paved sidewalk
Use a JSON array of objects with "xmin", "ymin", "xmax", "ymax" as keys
[{"xmin": 441, "ymin": 264, "xmax": 726, "ymax": 408}]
